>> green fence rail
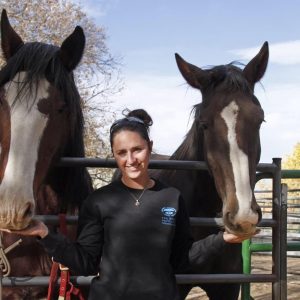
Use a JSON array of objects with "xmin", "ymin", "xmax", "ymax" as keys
[{"xmin": 281, "ymin": 170, "xmax": 300, "ymax": 178}]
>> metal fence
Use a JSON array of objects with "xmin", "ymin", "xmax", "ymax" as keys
[
  {"xmin": 241, "ymin": 183, "xmax": 300, "ymax": 300},
  {"xmin": 1, "ymin": 157, "xmax": 286, "ymax": 300}
]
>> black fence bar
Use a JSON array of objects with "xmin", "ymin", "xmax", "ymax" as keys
[
  {"xmin": 176, "ymin": 274, "xmax": 277, "ymax": 284},
  {"xmin": 1, "ymin": 274, "xmax": 277, "ymax": 287},
  {"xmin": 34, "ymin": 215, "xmax": 276, "ymax": 228},
  {"xmin": 58, "ymin": 157, "xmax": 277, "ymax": 173},
  {"xmin": 189, "ymin": 217, "xmax": 276, "ymax": 228}
]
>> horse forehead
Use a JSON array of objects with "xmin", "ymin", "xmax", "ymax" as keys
[
  {"xmin": 217, "ymin": 96, "xmax": 262, "ymax": 120},
  {"xmin": 4, "ymin": 72, "xmax": 51, "ymax": 108},
  {"xmin": 220, "ymin": 100, "xmax": 239, "ymax": 120}
]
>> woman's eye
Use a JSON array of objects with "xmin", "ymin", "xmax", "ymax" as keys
[{"xmin": 116, "ymin": 151, "xmax": 126, "ymax": 156}]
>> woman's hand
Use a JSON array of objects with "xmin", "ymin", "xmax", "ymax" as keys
[
  {"xmin": 0, "ymin": 220, "xmax": 49, "ymax": 238},
  {"xmin": 223, "ymin": 229, "xmax": 260, "ymax": 243}
]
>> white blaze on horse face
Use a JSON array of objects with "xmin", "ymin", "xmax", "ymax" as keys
[
  {"xmin": 220, "ymin": 100, "xmax": 258, "ymax": 225},
  {"xmin": 0, "ymin": 72, "xmax": 49, "ymax": 226}
]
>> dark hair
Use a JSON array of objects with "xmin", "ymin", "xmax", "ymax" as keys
[{"xmin": 110, "ymin": 109, "xmax": 153, "ymax": 148}]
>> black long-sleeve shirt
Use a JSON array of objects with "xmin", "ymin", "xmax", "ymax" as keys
[{"xmin": 40, "ymin": 179, "xmax": 226, "ymax": 300}]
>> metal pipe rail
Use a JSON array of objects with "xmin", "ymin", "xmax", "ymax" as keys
[
  {"xmin": 34, "ymin": 215, "xmax": 277, "ymax": 228},
  {"xmin": 0, "ymin": 274, "xmax": 277, "ymax": 287},
  {"xmin": 58, "ymin": 157, "xmax": 277, "ymax": 172}
]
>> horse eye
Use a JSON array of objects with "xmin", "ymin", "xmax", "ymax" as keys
[
  {"xmin": 199, "ymin": 121, "xmax": 208, "ymax": 130},
  {"xmin": 57, "ymin": 102, "xmax": 67, "ymax": 113}
]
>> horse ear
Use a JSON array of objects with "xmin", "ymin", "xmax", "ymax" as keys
[
  {"xmin": 59, "ymin": 26, "xmax": 85, "ymax": 72},
  {"xmin": 1, "ymin": 9, "xmax": 24, "ymax": 60},
  {"xmin": 243, "ymin": 41, "xmax": 269, "ymax": 87},
  {"xmin": 175, "ymin": 53, "xmax": 209, "ymax": 90}
]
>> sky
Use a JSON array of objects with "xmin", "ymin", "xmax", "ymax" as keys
[{"xmin": 77, "ymin": 0, "xmax": 300, "ymax": 163}]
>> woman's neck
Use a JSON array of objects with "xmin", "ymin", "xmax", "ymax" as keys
[{"xmin": 121, "ymin": 175, "xmax": 154, "ymax": 189}]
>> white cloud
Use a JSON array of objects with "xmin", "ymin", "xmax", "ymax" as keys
[
  {"xmin": 231, "ymin": 40, "xmax": 300, "ymax": 65},
  {"xmin": 109, "ymin": 75, "xmax": 300, "ymax": 163},
  {"xmin": 110, "ymin": 74, "xmax": 200, "ymax": 155},
  {"xmin": 74, "ymin": 0, "xmax": 119, "ymax": 18},
  {"xmin": 256, "ymin": 83, "xmax": 300, "ymax": 161}
]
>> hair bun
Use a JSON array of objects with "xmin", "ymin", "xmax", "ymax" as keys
[{"xmin": 125, "ymin": 109, "xmax": 153, "ymax": 128}]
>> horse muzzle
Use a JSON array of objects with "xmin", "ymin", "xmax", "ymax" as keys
[
  {"xmin": 0, "ymin": 202, "xmax": 34, "ymax": 231},
  {"xmin": 223, "ymin": 206, "xmax": 262, "ymax": 236}
]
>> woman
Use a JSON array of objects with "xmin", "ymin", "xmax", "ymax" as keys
[{"xmin": 8, "ymin": 109, "xmax": 254, "ymax": 300}]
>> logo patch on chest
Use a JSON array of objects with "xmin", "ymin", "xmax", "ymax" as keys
[{"xmin": 161, "ymin": 207, "xmax": 176, "ymax": 226}]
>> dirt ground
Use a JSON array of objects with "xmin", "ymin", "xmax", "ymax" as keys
[{"xmin": 185, "ymin": 254, "xmax": 300, "ymax": 300}]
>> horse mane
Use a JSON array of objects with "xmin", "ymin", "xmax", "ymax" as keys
[
  {"xmin": 0, "ymin": 42, "xmax": 81, "ymax": 128},
  {"xmin": 51, "ymin": 104, "xmax": 93, "ymax": 213},
  {"xmin": 205, "ymin": 63, "xmax": 251, "ymax": 91},
  {"xmin": 0, "ymin": 41, "xmax": 93, "ymax": 212},
  {"xmin": 170, "ymin": 104, "xmax": 205, "ymax": 162}
]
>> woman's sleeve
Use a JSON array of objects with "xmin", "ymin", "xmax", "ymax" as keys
[
  {"xmin": 38, "ymin": 194, "xmax": 103, "ymax": 276},
  {"xmin": 170, "ymin": 195, "xmax": 226, "ymax": 273}
]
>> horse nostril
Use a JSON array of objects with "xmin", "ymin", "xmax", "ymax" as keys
[
  {"xmin": 23, "ymin": 203, "xmax": 34, "ymax": 219},
  {"xmin": 225, "ymin": 211, "xmax": 235, "ymax": 224},
  {"xmin": 256, "ymin": 206, "xmax": 262, "ymax": 222},
  {"xmin": 252, "ymin": 201, "xmax": 262, "ymax": 222}
]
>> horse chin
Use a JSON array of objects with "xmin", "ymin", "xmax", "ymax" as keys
[
  {"xmin": 0, "ymin": 218, "xmax": 32, "ymax": 231},
  {"xmin": 224, "ymin": 222, "xmax": 258, "ymax": 237}
]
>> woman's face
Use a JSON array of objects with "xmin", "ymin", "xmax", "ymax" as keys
[{"xmin": 112, "ymin": 130, "xmax": 152, "ymax": 182}]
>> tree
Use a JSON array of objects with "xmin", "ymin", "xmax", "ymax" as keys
[
  {"xmin": 255, "ymin": 143, "xmax": 300, "ymax": 216},
  {"xmin": 1, "ymin": 0, "xmax": 122, "ymax": 187},
  {"xmin": 282, "ymin": 142, "xmax": 300, "ymax": 195}
]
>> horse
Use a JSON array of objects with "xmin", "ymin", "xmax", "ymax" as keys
[
  {"xmin": 0, "ymin": 9, "xmax": 93, "ymax": 299},
  {"xmin": 155, "ymin": 42, "xmax": 269, "ymax": 300}
]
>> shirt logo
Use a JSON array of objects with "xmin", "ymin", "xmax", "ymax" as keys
[{"xmin": 161, "ymin": 207, "xmax": 176, "ymax": 226}]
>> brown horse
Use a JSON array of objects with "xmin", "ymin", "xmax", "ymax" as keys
[
  {"xmin": 155, "ymin": 42, "xmax": 269, "ymax": 299},
  {"xmin": 0, "ymin": 10, "xmax": 92, "ymax": 299}
]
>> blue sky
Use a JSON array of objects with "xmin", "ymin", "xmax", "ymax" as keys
[{"xmin": 78, "ymin": 0, "xmax": 300, "ymax": 163}]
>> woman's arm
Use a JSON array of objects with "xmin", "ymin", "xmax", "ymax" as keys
[
  {"xmin": 170, "ymin": 196, "xmax": 256, "ymax": 272},
  {"xmin": 2, "ymin": 194, "xmax": 103, "ymax": 276},
  {"xmin": 42, "ymin": 195, "xmax": 104, "ymax": 275}
]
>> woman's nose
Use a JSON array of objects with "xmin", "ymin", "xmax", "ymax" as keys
[{"xmin": 127, "ymin": 152, "xmax": 135, "ymax": 164}]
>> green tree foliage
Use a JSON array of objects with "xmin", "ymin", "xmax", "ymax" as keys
[
  {"xmin": 0, "ymin": 0, "xmax": 122, "ymax": 186},
  {"xmin": 282, "ymin": 142, "xmax": 300, "ymax": 195}
]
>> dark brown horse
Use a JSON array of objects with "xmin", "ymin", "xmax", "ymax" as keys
[
  {"xmin": 155, "ymin": 42, "xmax": 269, "ymax": 299},
  {"xmin": 0, "ymin": 10, "xmax": 92, "ymax": 299}
]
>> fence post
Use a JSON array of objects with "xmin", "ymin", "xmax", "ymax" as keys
[
  {"xmin": 280, "ymin": 184, "xmax": 287, "ymax": 299},
  {"xmin": 272, "ymin": 158, "xmax": 281, "ymax": 300},
  {"xmin": 241, "ymin": 239, "xmax": 251, "ymax": 300}
]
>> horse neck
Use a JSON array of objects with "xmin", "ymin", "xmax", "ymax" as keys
[
  {"xmin": 40, "ymin": 123, "xmax": 93, "ymax": 215},
  {"xmin": 167, "ymin": 121, "xmax": 222, "ymax": 217},
  {"xmin": 171, "ymin": 121, "xmax": 205, "ymax": 161}
]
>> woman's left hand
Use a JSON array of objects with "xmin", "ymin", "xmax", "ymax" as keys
[{"xmin": 223, "ymin": 230, "xmax": 259, "ymax": 243}]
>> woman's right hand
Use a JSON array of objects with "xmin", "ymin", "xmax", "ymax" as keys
[{"xmin": 0, "ymin": 220, "xmax": 49, "ymax": 238}]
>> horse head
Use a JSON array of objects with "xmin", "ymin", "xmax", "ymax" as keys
[
  {"xmin": 0, "ymin": 9, "xmax": 88, "ymax": 230},
  {"xmin": 175, "ymin": 42, "xmax": 269, "ymax": 236}
]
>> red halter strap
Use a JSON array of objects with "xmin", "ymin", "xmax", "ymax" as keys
[{"xmin": 47, "ymin": 214, "xmax": 86, "ymax": 300}]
